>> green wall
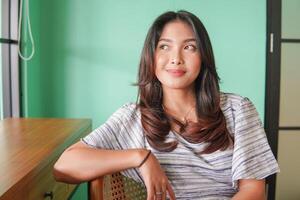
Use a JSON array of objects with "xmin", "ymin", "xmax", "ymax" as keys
[{"xmin": 21, "ymin": 0, "xmax": 266, "ymax": 199}]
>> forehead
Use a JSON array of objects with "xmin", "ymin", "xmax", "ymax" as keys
[{"xmin": 159, "ymin": 20, "xmax": 195, "ymax": 41}]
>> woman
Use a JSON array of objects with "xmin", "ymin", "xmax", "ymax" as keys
[{"xmin": 54, "ymin": 10, "xmax": 279, "ymax": 200}]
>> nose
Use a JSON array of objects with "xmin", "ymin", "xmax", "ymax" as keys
[
  {"xmin": 171, "ymin": 58, "xmax": 183, "ymax": 65},
  {"xmin": 170, "ymin": 49, "xmax": 183, "ymax": 65}
]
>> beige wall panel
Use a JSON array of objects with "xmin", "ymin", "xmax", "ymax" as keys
[
  {"xmin": 279, "ymin": 43, "xmax": 300, "ymax": 126},
  {"xmin": 282, "ymin": 0, "xmax": 300, "ymax": 38},
  {"xmin": 276, "ymin": 131, "xmax": 300, "ymax": 200}
]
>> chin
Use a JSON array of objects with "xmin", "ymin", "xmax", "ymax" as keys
[{"xmin": 162, "ymin": 82, "xmax": 194, "ymax": 90}]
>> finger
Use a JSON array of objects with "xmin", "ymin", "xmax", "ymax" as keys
[
  {"xmin": 155, "ymin": 193, "xmax": 163, "ymax": 200},
  {"xmin": 166, "ymin": 182, "xmax": 176, "ymax": 200},
  {"xmin": 147, "ymin": 185, "xmax": 155, "ymax": 200},
  {"xmin": 161, "ymin": 184, "xmax": 167, "ymax": 200},
  {"xmin": 154, "ymin": 184, "xmax": 163, "ymax": 200}
]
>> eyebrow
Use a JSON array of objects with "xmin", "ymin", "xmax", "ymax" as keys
[{"xmin": 158, "ymin": 38, "xmax": 197, "ymax": 43}]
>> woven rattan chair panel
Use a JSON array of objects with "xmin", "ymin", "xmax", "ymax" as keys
[{"xmin": 103, "ymin": 173, "xmax": 147, "ymax": 200}]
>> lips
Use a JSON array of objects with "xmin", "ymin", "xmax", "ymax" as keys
[{"xmin": 166, "ymin": 69, "xmax": 186, "ymax": 77}]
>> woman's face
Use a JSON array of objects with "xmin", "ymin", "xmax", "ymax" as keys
[{"xmin": 154, "ymin": 20, "xmax": 201, "ymax": 91}]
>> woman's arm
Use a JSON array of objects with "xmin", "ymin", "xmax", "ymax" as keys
[
  {"xmin": 231, "ymin": 179, "xmax": 266, "ymax": 200},
  {"xmin": 54, "ymin": 141, "xmax": 176, "ymax": 199},
  {"xmin": 53, "ymin": 141, "xmax": 148, "ymax": 184}
]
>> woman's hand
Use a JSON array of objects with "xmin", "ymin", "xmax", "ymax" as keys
[{"xmin": 139, "ymin": 152, "xmax": 176, "ymax": 200}]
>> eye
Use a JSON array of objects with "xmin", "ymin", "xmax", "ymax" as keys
[
  {"xmin": 158, "ymin": 44, "xmax": 169, "ymax": 50},
  {"xmin": 184, "ymin": 44, "xmax": 197, "ymax": 51}
]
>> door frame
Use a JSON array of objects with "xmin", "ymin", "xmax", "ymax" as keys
[{"xmin": 265, "ymin": 0, "xmax": 281, "ymax": 199}]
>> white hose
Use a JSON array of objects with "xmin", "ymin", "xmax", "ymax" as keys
[{"xmin": 18, "ymin": 0, "xmax": 35, "ymax": 61}]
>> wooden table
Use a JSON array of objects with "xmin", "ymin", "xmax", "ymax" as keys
[{"xmin": 0, "ymin": 118, "xmax": 92, "ymax": 200}]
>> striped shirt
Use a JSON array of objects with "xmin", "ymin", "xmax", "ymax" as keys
[{"xmin": 82, "ymin": 92, "xmax": 280, "ymax": 199}]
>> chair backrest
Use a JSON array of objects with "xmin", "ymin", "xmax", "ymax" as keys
[{"xmin": 89, "ymin": 172, "xmax": 147, "ymax": 200}]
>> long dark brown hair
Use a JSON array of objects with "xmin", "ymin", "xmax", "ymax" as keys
[{"xmin": 136, "ymin": 10, "xmax": 233, "ymax": 154}]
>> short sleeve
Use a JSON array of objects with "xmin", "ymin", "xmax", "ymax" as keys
[
  {"xmin": 81, "ymin": 103, "xmax": 144, "ymax": 150},
  {"xmin": 81, "ymin": 103, "xmax": 146, "ymax": 184},
  {"xmin": 231, "ymin": 97, "xmax": 280, "ymax": 188}
]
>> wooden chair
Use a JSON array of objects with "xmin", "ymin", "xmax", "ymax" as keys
[{"xmin": 89, "ymin": 172, "xmax": 147, "ymax": 200}]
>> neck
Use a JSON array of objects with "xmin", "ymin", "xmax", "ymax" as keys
[{"xmin": 162, "ymin": 86, "xmax": 197, "ymax": 122}]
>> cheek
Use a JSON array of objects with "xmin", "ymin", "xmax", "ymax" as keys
[
  {"xmin": 154, "ymin": 61, "xmax": 167, "ymax": 83},
  {"xmin": 155, "ymin": 54, "xmax": 168, "ymax": 68},
  {"xmin": 186, "ymin": 55, "xmax": 201, "ymax": 73},
  {"xmin": 195, "ymin": 60, "xmax": 201, "ymax": 73}
]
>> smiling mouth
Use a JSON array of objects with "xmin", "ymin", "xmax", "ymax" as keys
[{"xmin": 166, "ymin": 69, "xmax": 186, "ymax": 77}]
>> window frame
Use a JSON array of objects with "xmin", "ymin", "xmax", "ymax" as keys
[{"xmin": 1, "ymin": 0, "xmax": 20, "ymax": 118}]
